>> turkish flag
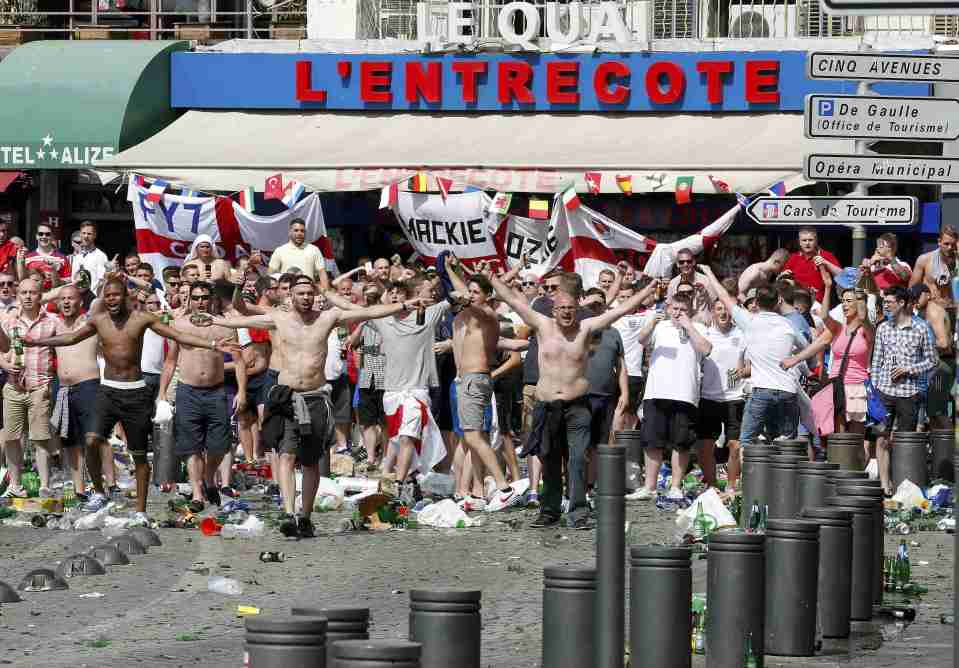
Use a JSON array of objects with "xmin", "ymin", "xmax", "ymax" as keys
[{"xmin": 264, "ymin": 173, "xmax": 284, "ymax": 200}]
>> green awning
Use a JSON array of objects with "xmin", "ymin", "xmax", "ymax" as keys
[{"xmin": 0, "ymin": 40, "xmax": 188, "ymax": 170}]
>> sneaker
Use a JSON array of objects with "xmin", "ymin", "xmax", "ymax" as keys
[
  {"xmin": 625, "ymin": 488, "xmax": 655, "ymax": 501},
  {"xmin": 666, "ymin": 487, "xmax": 685, "ymax": 501},
  {"xmin": 458, "ymin": 496, "xmax": 487, "ymax": 512},
  {"xmin": 296, "ymin": 515, "xmax": 316, "ymax": 538},
  {"xmin": 1, "ymin": 485, "xmax": 27, "ymax": 499},
  {"xmin": 188, "ymin": 499, "xmax": 205, "ymax": 514},
  {"xmin": 203, "ymin": 484, "xmax": 222, "ymax": 508},
  {"xmin": 220, "ymin": 486, "xmax": 238, "ymax": 499},
  {"xmin": 484, "ymin": 476, "xmax": 496, "ymax": 500},
  {"xmin": 560, "ymin": 497, "xmax": 570, "ymax": 513},
  {"xmin": 279, "ymin": 513, "xmax": 300, "ymax": 538},
  {"xmin": 82, "ymin": 492, "xmax": 109, "ymax": 512},
  {"xmin": 486, "ymin": 486, "xmax": 523, "ymax": 512},
  {"xmin": 530, "ymin": 511, "xmax": 561, "ymax": 528},
  {"xmin": 130, "ymin": 511, "xmax": 150, "ymax": 527},
  {"xmin": 563, "ymin": 513, "xmax": 594, "ymax": 530},
  {"xmin": 526, "ymin": 492, "xmax": 540, "ymax": 509}
]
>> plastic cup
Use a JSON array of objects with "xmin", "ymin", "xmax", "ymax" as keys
[{"xmin": 200, "ymin": 516, "xmax": 222, "ymax": 536}]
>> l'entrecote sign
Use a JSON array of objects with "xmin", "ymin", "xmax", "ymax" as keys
[{"xmin": 417, "ymin": 1, "xmax": 634, "ymax": 49}]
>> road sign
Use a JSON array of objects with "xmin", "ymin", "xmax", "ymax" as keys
[
  {"xmin": 747, "ymin": 196, "xmax": 918, "ymax": 226},
  {"xmin": 808, "ymin": 52, "xmax": 959, "ymax": 84},
  {"xmin": 817, "ymin": 0, "xmax": 959, "ymax": 15},
  {"xmin": 805, "ymin": 94, "xmax": 959, "ymax": 142},
  {"xmin": 805, "ymin": 153, "xmax": 959, "ymax": 184}
]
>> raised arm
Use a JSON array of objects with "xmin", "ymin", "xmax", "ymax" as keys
[
  {"xmin": 638, "ymin": 310, "xmax": 664, "ymax": 345},
  {"xmin": 444, "ymin": 255, "xmax": 470, "ymax": 296},
  {"xmin": 782, "ymin": 328, "xmax": 835, "ymax": 370},
  {"xmin": 211, "ymin": 313, "xmax": 277, "ymax": 331},
  {"xmin": 332, "ymin": 267, "xmax": 363, "ymax": 286},
  {"xmin": 486, "ymin": 271, "xmax": 550, "ymax": 331},
  {"xmin": 335, "ymin": 300, "xmax": 416, "ymax": 326},
  {"xmin": 585, "ymin": 279, "xmax": 658, "ymax": 332},
  {"xmin": 677, "ymin": 313, "xmax": 712, "ymax": 356},
  {"xmin": 604, "ymin": 266, "xmax": 624, "ymax": 305},
  {"xmin": 324, "ymin": 290, "xmax": 360, "ymax": 311},
  {"xmin": 24, "ymin": 320, "xmax": 97, "ymax": 347},
  {"xmin": 496, "ymin": 337, "xmax": 530, "ymax": 352},
  {"xmin": 148, "ymin": 317, "xmax": 234, "ymax": 351},
  {"xmin": 819, "ymin": 267, "xmax": 842, "ymax": 337},
  {"xmin": 737, "ymin": 262, "xmax": 763, "ymax": 299}
]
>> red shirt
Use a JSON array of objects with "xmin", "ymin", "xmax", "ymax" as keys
[
  {"xmin": 872, "ymin": 259, "xmax": 911, "ymax": 291},
  {"xmin": 784, "ymin": 250, "xmax": 841, "ymax": 302},
  {"xmin": 25, "ymin": 248, "xmax": 71, "ymax": 280},
  {"xmin": 0, "ymin": 241, "xmax": 16, "ymax": 274}
]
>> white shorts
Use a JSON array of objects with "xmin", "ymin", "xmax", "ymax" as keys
[{"xmin": 383, "ymin": 389, "xmax": 432, "ymax": 442}]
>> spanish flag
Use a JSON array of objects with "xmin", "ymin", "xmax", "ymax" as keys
[
  {"xmin": 616, "ymin": 175, "xmax": 633, "ymax": 196},
  {"xmin": 409, "ymin": 173, "xmax": 429, "ymax": 193},
  {"xmin": 529, "ymin": 198, "xmax": 549, "ymax": 220}
]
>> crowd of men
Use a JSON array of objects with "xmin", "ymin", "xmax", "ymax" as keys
[{"xmin": 0, "ymin": 215, "xmax": 954, "ymax": 534}]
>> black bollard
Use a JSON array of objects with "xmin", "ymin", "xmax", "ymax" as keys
[
  {"xmin": 825, "ymin": 432, "xmax": 865, "ymax": 470},
  {"xmin": 764, "ymin": 520, "xmax": 820, "ymax": 656},
  {"xmin": 801, "ymin": 507, "xmax": 853, "ymax": 639},
  {"xmin": 890, "ymin": 431, "xmax": 930, "ymax": 489},
  {"xmin": 773, "ymin": 439, "xmax": 808, "ymax": 459},
  {"xmin": 629, "ymin": 545, "xmax": 691, "ymax": 668},
  {"xmin": 408, "ymin": 590, "xmax": 480, "ymax": 668},
  {"xmin": 836, "ymin": 483, "xmax": 885, "ymax": 606},
  {"xmin": 151, "ymin": 424, "xmax": 178, "ymax": 486},
  {"xmin": 706, "ymin": 532, "xmax": 765, "ymax": 668},
  {"xmin": 543, "ymin": 565, "xmax": 596, "ymax": 668},
  {"xmin": 796, "ymin": 462, "xmax": 840, "ymax": 515},
  {"xmin": 245, "ymin": 614, "xmax": 327, "ymax": 668},
  {"xmin": 291, "ymin": 606, "xmax": 369, "ymax": 668},
  {"xmin": 929, "ymin": 429, "xmax": 953, "ymax": 482},
  {"xmin": 741, "ymin": 446, "xmax": 776, "ymax": 528},
  {"xmin": 768, "ymin": 455, "xmax": 803, "ymax": 519},
  {"xmin": 595, "ymin": 446, "xmax": 625, "ymax": 668},
  {"xmin": 824, "ymin": 470, "xmax": 867, "ymax": 502},
  {"xmin": 333, "ymin": 640, "xmax": 421, "ymax": 668},
  {"xmin": 614, "ymin": 430, "xmax": 643, "ymax": 491},
  {"xmin": 825, "ymin": 496, "xmax": 876, "ymax": 621}
]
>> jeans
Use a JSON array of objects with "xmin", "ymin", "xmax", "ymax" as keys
[
  {"xmin": 740, "ymin": 388, "xmax": 799, "ymax": 446},
  {"xmin": 535, "ymin": 399, "xmax": 593, "ymax": 519}
]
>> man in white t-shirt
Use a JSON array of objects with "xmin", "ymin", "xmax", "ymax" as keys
[
  {"xmin": 630, "ymin": 292, "xmax": 712, "ymax": 501},
  {"xmin": 611, "ymin": 282, "xmax": 651, "ymax": 431},
  {"xmin": 699, "ymin": 299, "xmax": 747, "ymax": 491},
  {"xmin": 700, "ymin": 265, "xmax": 806, "ymax": 446}
]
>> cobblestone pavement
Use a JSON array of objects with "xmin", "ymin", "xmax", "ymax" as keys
[{"xmin": 0, "ymin": 495, "xmax": 953, "ymax": 668}]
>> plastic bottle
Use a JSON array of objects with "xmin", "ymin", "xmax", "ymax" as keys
[{"xmin": 208, "ymin": 576, "xmax": 243, "ymax": 595}]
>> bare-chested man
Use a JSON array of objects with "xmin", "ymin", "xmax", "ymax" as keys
[
  {"xmin": 911, "ymin": 224, "xmax": 959, "ymax": 309},
  {"xmin": 183, "ymin": 235, "xmax": 230, "ymax": 283},
  {"xmin": 213, "ymin": 276, "xmax": 423, "ymax": 538},
  {"xmin": 445, "ymin": 260, "xmax": 523, "ymax": 512},
  {"xmin": 49, "ymin": 285, "xmax": 112, "ymax": 509},
  {"xmin": 158, "ymin": 281, "xmax": 246, "ymax": 511},
  {"xmin": 912, "ymin": 283, "xmax": 955, "ymax": 430},
  {"xmin": 737, "ymin": 248, "xmax": 789, "ymax": 298},
  {"xmin": 25, "ymin": 277, "xmax": 234, "ymax": 521},
  {"xmin": 487, "ymin": 270, "xmax": 656, "ymax": 528}
]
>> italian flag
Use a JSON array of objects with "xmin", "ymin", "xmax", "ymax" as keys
[
  {"xmin": 561, "ymin": 182, "xmax": 581, "ymax": 210},
  {"xmin": 238, "ymin": 187, "xmax": 255, "ymax": 213}
]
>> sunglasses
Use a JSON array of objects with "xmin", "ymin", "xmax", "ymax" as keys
[
  {"xmin": 0, "ymin": 282, "xmax": 14, "ymax": 287},
  {"xmin": 191, "ymin": 294, "xmax": 211, "ymax": 301},
  {"xmin": 521, "ymin": 281, "xmax": 536, "ymax": 287},
  {"xmin": 543, "ymin": 284, "xmax": 559, "ymax": 292},
  {"xmin": 676, "ymin": 259, "xmax": 694, "ymax": 265},
  {"xmin": 36, "ymin": 232, "xmax": 51, "ymax": 238}
]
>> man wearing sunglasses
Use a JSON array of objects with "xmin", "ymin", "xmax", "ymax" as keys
[
  {"xmin": 24, "ymin": 223, "xmax": 70, "ymax": 284},
  {"xmin": 0, "ymin": 272, "xmax": 16, "ymax": 310}
]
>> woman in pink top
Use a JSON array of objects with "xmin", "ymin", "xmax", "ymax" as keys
[{"xmin": 784, "ymin": 268, "xmax": 874, "ymax": 437}]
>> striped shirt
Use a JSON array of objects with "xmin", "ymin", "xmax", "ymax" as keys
[
  {"xmin": 869, "ymin": 316, "xmax": 938, "ymax": 398},
  {"xmin": 356, "ymin": 324, "xmax": 385, "ymax": 390},
  {"xmin": 1, "ymin": 308, "xmax": 65, "ymax": 389}
]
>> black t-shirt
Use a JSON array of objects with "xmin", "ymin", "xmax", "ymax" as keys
[{"xmin": 585, "ymin": 328, "xmax": 624, "ymax": 396}]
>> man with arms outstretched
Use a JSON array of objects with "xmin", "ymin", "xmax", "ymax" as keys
[
  {"xmin": 24, "ymin": 277, "xmax": 233, "ymax": 523},
  {"xmin": 213, "ymin": 276, "xmax": 426, "ymax": 538},
  {"xmin": 486, "ymin": 270, "xmax": 656, "ymax": 528}
]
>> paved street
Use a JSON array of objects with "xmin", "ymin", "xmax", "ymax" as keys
[{"xmin": 0, "ymin": 496, "xmax": 954, "ymax": 668}]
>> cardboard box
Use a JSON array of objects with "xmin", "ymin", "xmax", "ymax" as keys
[
  {"xmin": 174, "ymin": 22, "xmax": 228, "ymax": 41},
  {"xmin": 0, "ymin": 27, "xmax": 40, "ymax": 45}
]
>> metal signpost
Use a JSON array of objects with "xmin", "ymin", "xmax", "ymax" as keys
[
  {"xmin": 804, "ymin": 154, "xmax": 959, "ymax": 184},
  {"xmin": 804, "ymin": 95, "xmax": 959, "ymax": 142},
  {"xmin": 746, "ymin": 196, "xmax": 917, "ymax": 225}
]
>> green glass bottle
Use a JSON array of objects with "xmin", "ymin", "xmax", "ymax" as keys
[
  {"xmin": 743, "ymin": 631, "xmax": 759, "ymax": 668},
  {"xmin": 748, "ymin": 500, "xmax": 762, "ymax": 531}
]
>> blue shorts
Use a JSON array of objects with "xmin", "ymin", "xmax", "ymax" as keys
[
  {"xmin": 450, "ymin": 381, "xmax": 492, "ymax": 438},
  {"xmin": 174, "ymin": 383, "xmax": 231, "ymax": 457},
  {"xmin": 67, "ymin": 378, "xmax": 100, "ymax": 445},
  {"xmin": 257, "ymin": 369, "xmax": 279, "ymax": 407}
]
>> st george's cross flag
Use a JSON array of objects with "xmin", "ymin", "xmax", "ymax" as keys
[{"xmin": 643, "ymin": 202, "xmax": 743, "ymax": 278}]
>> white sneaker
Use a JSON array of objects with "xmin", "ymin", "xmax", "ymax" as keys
[
  {"xmin": 625, "ymin": 488, "xmax": 655, "ymax": 501},
  {"xmin": 486, "ymin": 487, "xmax": 522, "ymax": 512},
  {"xmin": 458, "ymin": 496, "xmax": 487, "ymax": 512},
  {"xmin": 82, "ymin": 493, "xmax": 109, "ymax": 512},
  {"xmin": 130, "ymin": 511, "xmax": 151, "ymax": 527},
  {"xmin": 666, "ymin": 488, "xmax": 685, "ymax": 501},
  {"xmin": 483, "ymin": 476, "xmax": 496, "ymax": 500}
]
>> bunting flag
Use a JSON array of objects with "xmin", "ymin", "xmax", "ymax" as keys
[
  {"xmin": 584, "ymin": 171, "xmax": 602, "ymax": 195},
  {"xmin": 238, "ymin": 187, "xmax": 255, "ymax": 213},
  {"xmin": 264, "ymin": 173, "xmax": 284, "ymax": 200},
  {"xmin": 643, "ymin": 202, "xmax": 743, "ymax": 278},
  {"xmin": 529, "ymin": 198, "xmax": 549, "ymax": 220},
  {"xmin": 282, "ymin": 179, "xmax": 306, "ymax": 208},
  {"xmin": 146, "ymin": 179, "xmax": 168, "ymax": 204},
  {"xmin": 561, "ymin": 182, "xmax": 581, "ymax": 211},
  {"xmin": 181, "ymin": 188, "xmax": 200, "ymax": 198},
  {"xmin": 464, "ymin": 185, "xmax": 483, "ymax": 193},
  {"xmin": 379, "ymin": 183, "xmax": 399, "ymax": 209},
  {"xmin": 708, "ymin": 174, "xmax": 731, "ymax": 193},
  {"xmin": 616, "ymin": 175, "xmax": 633, "ymax": 196},
  {"xmin": 767, "ymin": 180, "xmax": 786, "ymax": 196},
  {"xmin": 436, "ymin": 176, "xmax": 453, "ymax": 203},
  {"xmin": 132, "ymin": 174, "xmax": 146, "ymax": 187},
  {"xmin": 675, "ymin": 176, "xmax": 694, "ymax": 205},
  {"xmin": 409, "ymin": 172, "xmax": 429, "ymax": 193},
  {"xmin": 489, "ymin": 192, "xmax": 512, "ymax": 215}
]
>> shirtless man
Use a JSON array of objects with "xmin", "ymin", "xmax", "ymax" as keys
[
  {"xmin": 446, "ymin": 260, "xmax": 523, "ymax": 512},
  {"xmin": 911, "ymin": 283, "xmax": 954, "ymax": 430},
  {"xmin": 213, "ymin": 276, "xmax": 424, "ymax": 538},
  {"xmin": 50, "ymin": 286, "xmax": 112, "ymax": 509},
  {"xmin": 158, "ymin": 281, "xmax": 246, "ymax": 511},
  {"xmin": 183, "ymin": 235, "xmax": 230, "ymax": 283},
  {"xmin": 737, "ymin": 248, "xmax": 790, "ymax": 298},
  {"xmin": 911, "ymin": 224, "xmax": 959, "ymax": 308},
  {"xmin": 487, "ymin": 270, "xmax": 657, "ymax": 528},
  {"xmin": 25, "ymin": 277, "xmax": 234, "ymax": 521}
]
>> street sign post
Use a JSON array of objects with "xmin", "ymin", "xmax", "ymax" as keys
[
  {"xmin": 804, "ymin": 94, "xmax": 959, "ymax": 141},
  {"xmin": 817, "ymin": 0, "xmax": 959, "ymax": 15},
  {"xmin": 808, "ymin": 52, "xmax": 959, "ymax": 83},
  {"xmin": 746, "ymin": 196, "xmax": 918, "ymax": 226},
  {"xmin": 805, "ymin": 154, "xmax": 959, "ymax": 184}
]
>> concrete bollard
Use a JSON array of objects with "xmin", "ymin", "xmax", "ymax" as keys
[
  {"xmin": 408, "ymin": 590, "xmax": 480, "ymax": 668},
  {"xmin": 796, "ymin": 462, "xmax": 840, "ymax": 515},
  {"xmin": 629, "ymin": 545, "xmax": 691, "ymax": 668},
  {"xmin": 801, "ymin": 507, "xmax": 853, "ymax": 639},
  {"xmin": 595, "ymin": 446, "xmax": 625, "ymax": 668},
  {"xmin": 741, "ymin": 446, "xmax": 776, "ymax": 528},
  {"xmin": 764, "ymin": 520, "xmax": 820, "ymax": 656},
  {"xmin": 768, "ymin": 455, "xmax": 804, "ymax": 519},
  {"xmin": 543, "ymin": 565, "xmax": 596, "ymax": 668},
  {"xmin": 706, "ymin": 532, "xmax": 765, "ymax": 668},
  {"xmin": 245, "ymin": 614, "xmax": 327, "ymax": 668}
]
